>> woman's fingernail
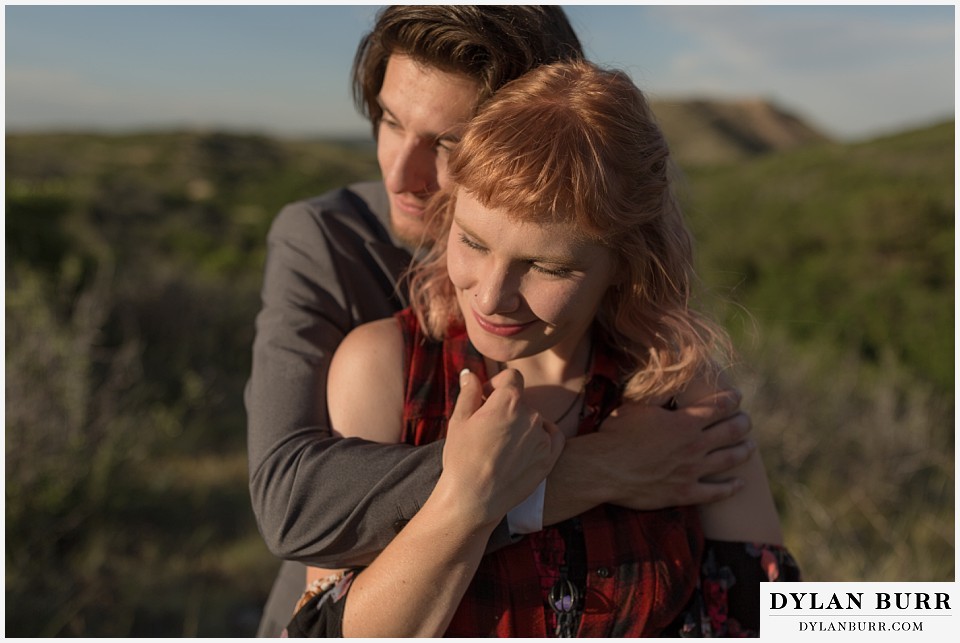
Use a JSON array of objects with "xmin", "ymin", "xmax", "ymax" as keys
[{"xmin": 459, "ymin": 368, "xmax": 470, "ymax": 386}]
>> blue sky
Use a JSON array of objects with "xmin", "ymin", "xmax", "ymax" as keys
[{"xmin": 4, "ymin": 4, "xmax": 955, "ymax": 141}]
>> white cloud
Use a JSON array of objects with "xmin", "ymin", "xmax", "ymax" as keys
[{"xmin": 643, "ymin": 6, "xmax": 954, "ymax": 139}]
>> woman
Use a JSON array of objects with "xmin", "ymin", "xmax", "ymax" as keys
[{"xmin": 287, "ymin": 60, "xmax": 799, "ymax": 638}]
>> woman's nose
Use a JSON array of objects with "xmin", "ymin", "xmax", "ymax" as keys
[{"xmin": 474, "ymin": 266, "xmax": 521, "ymax": 316}]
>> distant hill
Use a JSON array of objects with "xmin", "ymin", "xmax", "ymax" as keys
[{"xmin": 652, "ymin": 98, "xmax": 831, "ymax": 166}]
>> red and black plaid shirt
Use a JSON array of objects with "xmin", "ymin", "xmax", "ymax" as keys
[
  {"xmin": 283, "ymin": 312, "xmax": 801, "ymax": 638},
  {"xmin": 396, "ymin": 308, "xmax": 704, "ymax": 637}
]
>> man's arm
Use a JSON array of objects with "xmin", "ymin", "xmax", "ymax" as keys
[
  {"xmin": 247, "ymin": 197, "xmax": 452, "ymax": 567},
  {"xmin": 541, "ymin": 389, "xmax": 754, "ymax": 527}
]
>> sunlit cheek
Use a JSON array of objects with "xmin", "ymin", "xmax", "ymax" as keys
[
  {"xmin": 446, "ymin": 244, "xmax": 474, "ymax": 292},
  {"xmin": 375, "ymin": 127, "xmax": 398, "ymax": 176},
  {"xmin": 524, "ymin": 281, "xmax": 586, "ymax": 326}
]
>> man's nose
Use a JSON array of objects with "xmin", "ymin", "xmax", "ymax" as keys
[{"xmin": 385, "ymin": 139, "xmax": 434, "ymax": 195}]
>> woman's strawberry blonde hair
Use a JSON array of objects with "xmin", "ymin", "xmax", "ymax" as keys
[{"xmin": 408, "ymin": 60, "xmax": 732, "ymax": 401}]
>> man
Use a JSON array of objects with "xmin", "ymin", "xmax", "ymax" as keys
[{"xmin": 247, "ymin": 6, "xmax": 754, "ymax": 636}]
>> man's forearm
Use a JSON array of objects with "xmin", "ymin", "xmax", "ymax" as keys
[
  {"xmin": 540, "ymin": 391, "xmax": 753, "ymax": 526},
  {"xmin": 249, "ymin": 430, "xmax": 444, "ymax": 566},
  {"xmin": 540, "ymin": 432, "xmax": 613, "ymax": 526}
]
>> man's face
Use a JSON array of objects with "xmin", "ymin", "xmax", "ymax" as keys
[{"xmin": 376, "ymin": 54, "xmax": 479, "ymax": 245}]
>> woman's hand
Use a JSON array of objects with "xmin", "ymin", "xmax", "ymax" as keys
[
  {"xmin": 436, "ymin": 367, "xmax": 565, "ymax": 530},
  {"xmin": 336, "ymin": 367, "xmax": 564, "ymax": 637}
]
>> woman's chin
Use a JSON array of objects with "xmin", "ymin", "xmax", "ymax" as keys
[{"xmin": 468, "ymin": 333, "xmax": 527, "ymax": 365}]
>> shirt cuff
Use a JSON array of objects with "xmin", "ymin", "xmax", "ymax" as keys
[{"xmin": 506, "ymin": 479, "xmax": 546, "ymax": 535}]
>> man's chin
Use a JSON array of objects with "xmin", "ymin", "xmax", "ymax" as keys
[{"xmin": 389, "ymin": 208, "xmax": 428, "ymax": 246}]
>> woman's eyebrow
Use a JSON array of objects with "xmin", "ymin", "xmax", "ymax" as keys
[
  {"xmin": 452, "ymin": 216, "xmax": 485, "ymax": 243},
  {"xmin": 454, "ymin": 216, "xmax": 579, "ymax": 266}
]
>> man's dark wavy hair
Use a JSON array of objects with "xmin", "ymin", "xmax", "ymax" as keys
[{"xmin": 352, "ymin": 5, "xmax": 584, "ymax": 136}]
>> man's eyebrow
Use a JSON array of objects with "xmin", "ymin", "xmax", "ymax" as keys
[
  {"xmin": 376, "ymin": 97, "xmax": 396, "ymax": 120},
  {"xmin": 433, "ymin": 122, "xmax": 465, "ymax": 145},
  {"xmin": 377, "ymin": 97, "xmax": 463, "ymax": 144}
]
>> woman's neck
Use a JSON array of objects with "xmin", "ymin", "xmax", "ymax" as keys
[
  {"xmin": 485, "ymin": 333, "xmax": 592, "ymax": 389},
  {"xmin": 481, "ymin": 333, "xmax": 593, "ymax": 437}
]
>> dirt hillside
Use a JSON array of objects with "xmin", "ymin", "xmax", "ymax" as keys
[{"xmin": 652, "ymin": 98, "xmax": 831, "ymax": 165}]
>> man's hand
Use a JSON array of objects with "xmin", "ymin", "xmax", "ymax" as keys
[
  {"xmin": 542, "ymin": 388, "xmax": 753, "ymax": 525},
  {"xmin": 598, "ymin": 389, "xmax": 754, "ymax": 510}
]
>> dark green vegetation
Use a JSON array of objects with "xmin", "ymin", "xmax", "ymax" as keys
[
  {"xmin": 6, "ymin": 132, "xmax": 380, "ymax": 635},
  {"xmin": 680, "ymin": 121, "xmax": 954, "ymax": 584},
  {"xmin": 6, "ymin": 123, "xmax": 953, "ymax": 635},
  {"xmin": 686, "ymin": 122, "xmax": 954, "ymax": 395}
]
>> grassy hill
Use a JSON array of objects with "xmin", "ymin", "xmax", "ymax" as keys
[
  {"xmin": 5, "ymin": 119, "xmax": 954, "ymax": 635},
  {"xmin": 6, "ymin": 132, "xmax": 382, "ymax": 636},
  {"xmin": 684, "ymin": 120, "xmax": 954, "ymax": 395},
  {"xmin": 678, "ymin": 121, "xmax": 954, "ymax": 584}
]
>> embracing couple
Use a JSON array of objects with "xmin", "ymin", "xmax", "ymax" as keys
[{"xmin": 246, "ymin": 6, "xmax": 800, "ymax": 638}]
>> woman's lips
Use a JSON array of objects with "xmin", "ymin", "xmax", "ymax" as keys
[{"xmin": 472, "ymin": 309, "xmax": 535, "ymax": 337}]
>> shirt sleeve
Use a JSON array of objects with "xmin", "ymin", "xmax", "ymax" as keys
[
  {"xmin": 283, "ymin": 569, "xmax": 359, "ymax": 637},
  {"xmin": 507, "ymin": 479, "xmax": 547, "ymax": 535},
  {"xmin": 246, "ymin": 199, "xmax": 442, "ymax": 567},
  {"xmin": 670, "ymin": 539, "xmax": 803, "ymax": 637}
]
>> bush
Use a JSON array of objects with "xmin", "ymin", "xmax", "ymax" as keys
[{"xmin": 738, "ymin": 331, "xmax": 954, "ymax": 581}]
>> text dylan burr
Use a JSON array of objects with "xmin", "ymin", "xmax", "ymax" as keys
[{"xmin": 770, "ymin": 592, "xmax": 951, "ymax": 611}]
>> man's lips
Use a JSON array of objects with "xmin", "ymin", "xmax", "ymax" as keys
[
  {"xmin": 471, "ymin": 309, "xmax": 535, "ymax": 337},
  {"xmin": 393, "ymin": 194, "xmax": 427, "ymax": 217}
]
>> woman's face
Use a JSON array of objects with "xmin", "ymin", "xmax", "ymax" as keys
[{"xmin": 447, "ymin": 190, "xmax": 618, "ymax": 364}]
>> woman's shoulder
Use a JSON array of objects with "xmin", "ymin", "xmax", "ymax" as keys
[
  {"xmin": 333, "ymin": 318, "xmax": 407, "ymax": 390},
  {"xmin": 328, "ymin": 317, "xmax": 406, "ymax": 442},
  {"xmin": 340, "ymin": 316, "xmax": 405, "ymax": 352},
  {"xmin": 679, "ymin": 371, "xmax": 785, "ymax": 545}
]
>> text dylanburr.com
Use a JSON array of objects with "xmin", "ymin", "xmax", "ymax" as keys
[{"xmin": 761, "ymin": 582, "xmax": 956, "ymax": 640}]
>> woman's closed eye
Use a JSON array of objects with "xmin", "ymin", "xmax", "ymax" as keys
[
  {"xmin": 529, "ymin": 262, "xmax": 573, "ymax": 279},
  {"xmin": 459, "ymin": 233, "xmax": 575, "ymax": 278},
  {"xmin": 458, "ymin": 233, "xmax": 488, "ymax": 253}
]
